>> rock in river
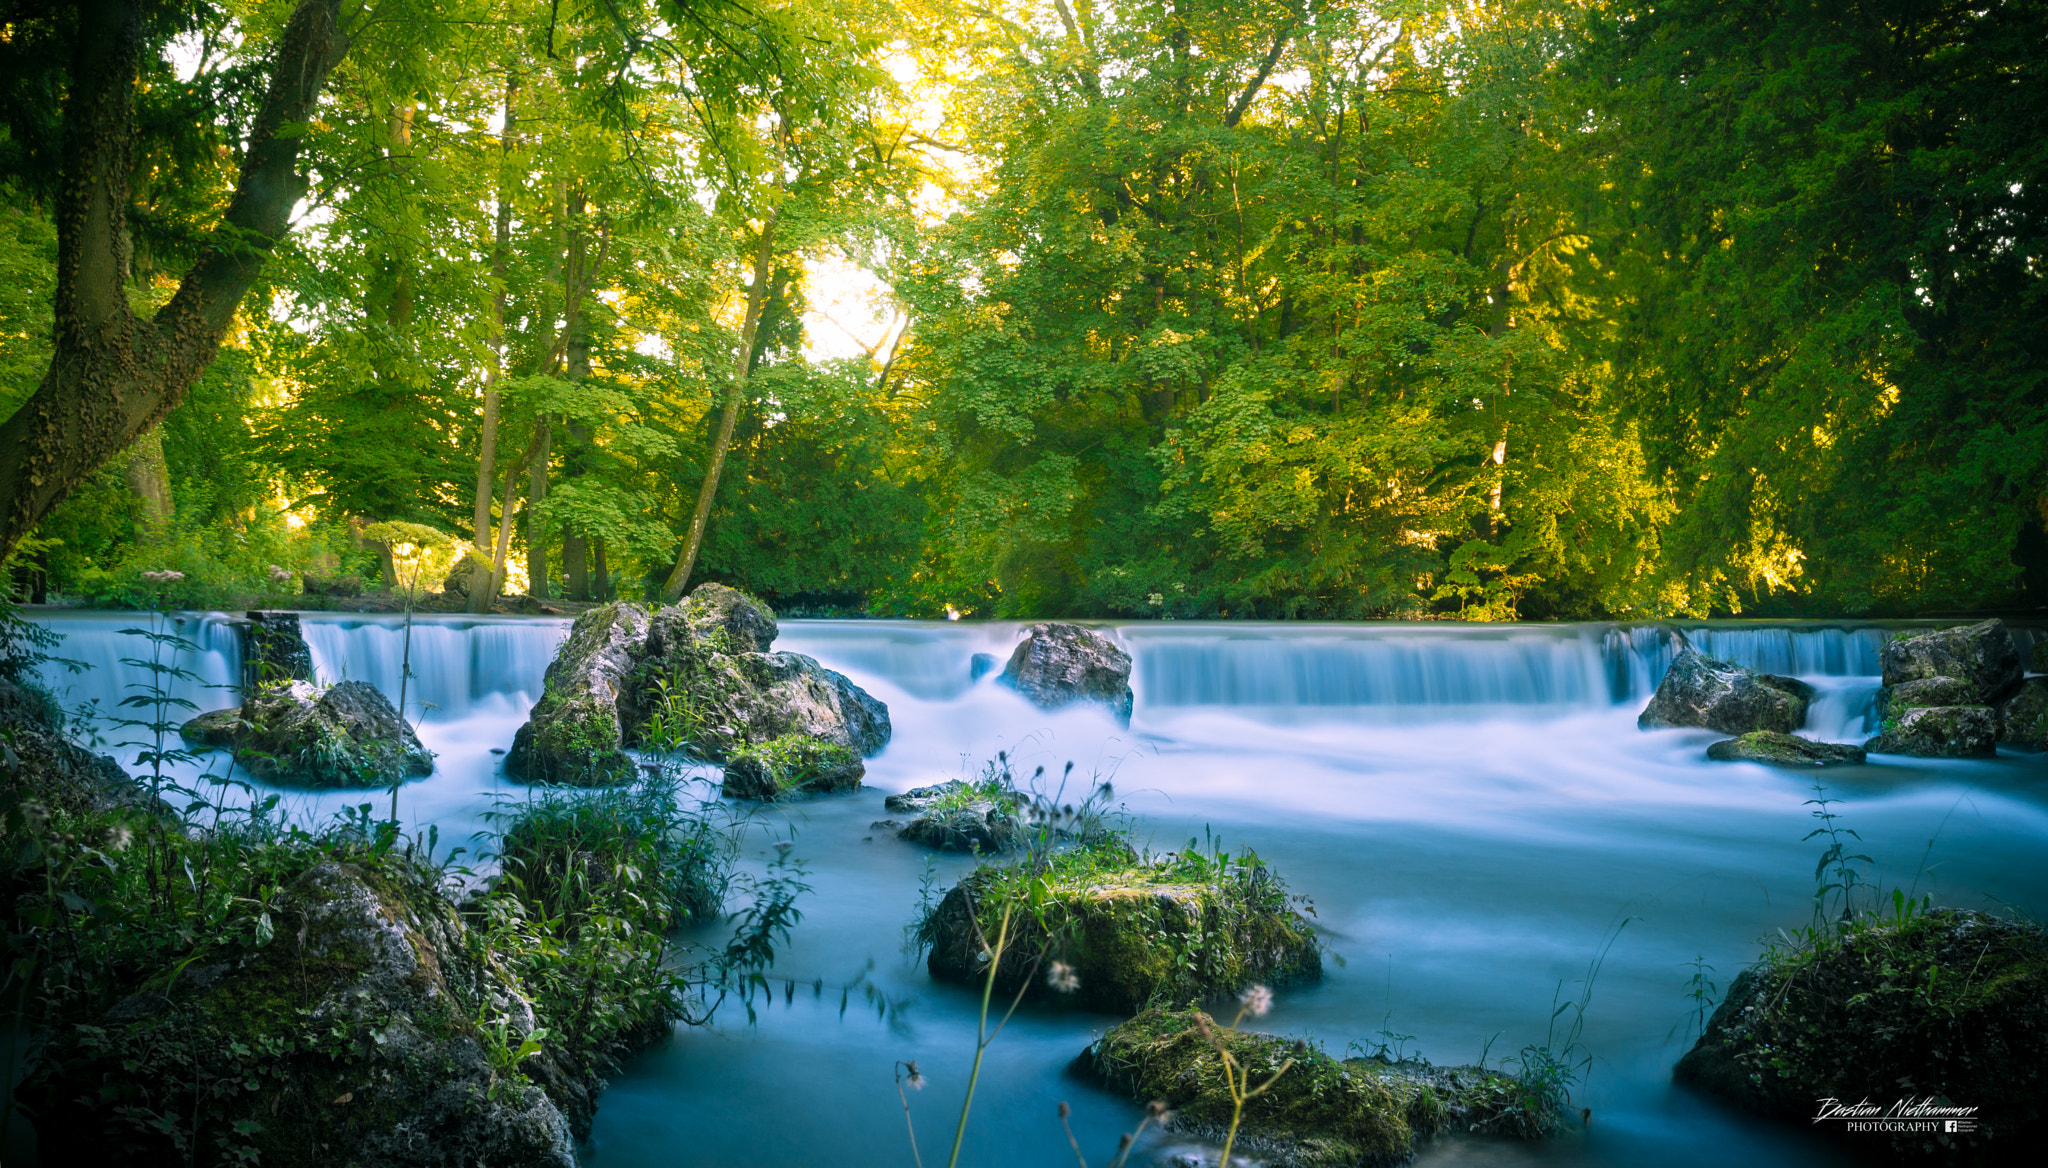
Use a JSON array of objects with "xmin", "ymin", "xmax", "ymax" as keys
[
  {"xmin": 719, "ymin": 734, "xmax": 865, "ymax": 800},
  {"xmin": 507, "ymin": 584, "xmax": 891, "ymax": 786},
  {"xmin": 1997, "ymin": 677, "xmax": 2048, "ymax": 751},
  {"xmin": 1639, "ymin": 645, "xmax": 1815, "ymax": 734},
  {"xmin": 239, "ymin": 609, "xmax": 315, "ymax": 688},
  {"xmin": 1676, "ymin": 908, "xmax": 2048, "ymax": 1164},
  {"xmin": 997, "ymin": 622, "xmax": 1133, "ymax": 720},
  {"xmin": 1705, "ymin": 731, "xmax": 1865, "ymax": 768},
  {"xmin": 1865, "ymin": 705, "xmax": 1997, "ymax": 759},
  {"xmin": 885, "ymin": 779, "xmax": 1031, "ymax": 852},
  {"xmin": 1880, "ymin": 618, "xmax": 2022, "ymax": 704},
  {"xmin": 184, "ymin": 680, "xmax": 434, "ymax": 787}
]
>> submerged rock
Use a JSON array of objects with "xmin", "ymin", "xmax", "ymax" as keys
[
  {"xmin": 968, "ymin": 652, "xmax": 998, "ymax": 682},
  {"xmin": 1996, "ymin": 677, "xmax": 2048, "ymax": 751},
  {"xmin": 1676, "ymin": 909, "xmax": 2048, "ymax": 1163},
  {"xmin": 23, "ymin": 861, "xmax": 579, "ymax": 1168},
  {"xmin": 1865, "ymin": 705, "xmax": 1997, "ymax": 758},
  {"xmin": 1639, "ymin": 645, "xmax": 1815, "ymax": 735},
  {"xmin": 1880, "ymin": 619, "xmax": 2022, "ymax": 704},
  {"xmin": 720, "ymin": 734, "xmax": 865, "ymax": 800},
  {"xmin": 1705, "ymin": 731, "xmax": 1865, "ymax": 768},
  {"xmin": 921, "ymin": 843, "xmax": 1318, "ymax": 1013},
  {"xmin": 240, "ymin": 610, "xmax": 315, "ymax": 688},
  {"xmin": 506, "ymin": 602, "xmax": 649, "ymax": 785},
  {"xmin": 183, "ymin": 680, "xmax": 434, "ymax": 787},
  {"xmin": 507, "ymin": 585, "xmax": 891, "ymax": 785},
  {"xmin": 1077, "ymin": 1007, "xmax": 1563, "ymax": 1167},
  {"xmin": 998, "ymin": 622, "xmax": 1134, "ymax": 720},
  {"xmin": 886, "ymin": 780, "xmax": 1031, "ymax": 852}
]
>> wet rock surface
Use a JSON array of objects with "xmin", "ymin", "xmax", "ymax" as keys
[
  {"xmin": 1880, "ymin": 619, "xmax": 2022, "ymax": 704},
  {"xmin": 719, "ymin": 734, "xmax": 865, "ymax": 800},
  {"xmin": 998, "ymin": 622, "xmax": 1134, "ymax": 720},
  {"xmin": 885, "ymin": 780, "xmax": 1031, "ymax": 852},
  {"xmin": 1705, "ymin": 731, "xmax": 1865, "ymax": 767},
  {"xmin": 507, "ymin": 585, "xmax": 891, "ymax": 785},
  {"xmin": 1676, "ymin": 909, "xmax": 2047, "ymax": 1164},
  {"xmin": 23, "ymin": 862, "xmax": 579, "ymax": 1168},
  {"xmin": 1875, "ymin": 675, "xmax": 1980, "ymax": 726},
  {"xmin": 1639, "ymin": 645, "xmax": 1815, "ymax": 734},
  {"xmin": 1997, "ymin": 677, "xmax": 2048, "ymax": 751},
  {"xmin": 184, "ymin": 680, "xmax": 435, "ymax": 787},
  {"xmin": 1865, "ymin": 704, "xmax": 1998, "ymax": 758},
  {"xmin": 240, "ymin": 609, "xmax": 315, "ymax": 688}
]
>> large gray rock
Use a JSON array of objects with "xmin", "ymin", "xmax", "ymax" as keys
[
  {"xmin": 507, "ymin": 585, "xmax": 890, "ymax": 785},
  {"xmin": 998, "ymin": 622, "xmax": 1134, "ymax": 720},
  {"xmin": 1705, "ymin": 731, "xmax": 1865, "ymax": 768},
  {"xmin": 23, "ymin": 861, "xmax": 578, "ymax": 1167},
  {"xmin": 505, "ymin": 602, "xmax": 648, "ymax": 785},
  {"xmin": 1639, "ymin": 646, "xmax": 1815, "ymax": 734},
  {"xmin": 1865, "ymin": 705, "xmax": 1997, "ymax": 758},
  {"xmin": 184, "ymin": 680, "xmax": 435, "ymax": 787},
  {"xmin": 1997, "ymin": 677, "xmax": 2048, "ymax": 751},
  {"xmin": 240, "ymin": 610, "xmax": 315, "ymax": 689},
  {"xmin": 1875, "ymin": 675, "xmax": 1978, "ymax": 727},
  {"xmin": 1880, "ymin": 619, "xmax": 2022, "ymax": 704}
]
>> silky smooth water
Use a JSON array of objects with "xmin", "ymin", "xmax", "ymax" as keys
[{"xmin": 27, "ymin": 614, "xmax": 2048, "ymax": 1167}]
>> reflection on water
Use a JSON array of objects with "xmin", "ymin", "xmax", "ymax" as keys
[{"xmin": 28, "ymin": 613, "xmax": 2047, "ymax": 1166}]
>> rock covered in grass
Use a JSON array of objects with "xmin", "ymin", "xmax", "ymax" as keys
[
  {"xmin": 1706, "ymin": 731, "xmax": 1865, "ymax": 767},
  {"xmin": 920, "ymin": 841, "xmax": 1319, "ymax": 1013},
  {"xmin": 1075, "ymin": 1007, "xmax": 1561, "ymax": 1167},
  {"xmin": 1995, "ymin": 677, "xmax": 2048, "ymax": 751},
  {"xmin": 239, "ymin": 610, "xmax": 315, "ymax": 688},
  {"xmin": 183, "ymin": 680, "xmax": 434, "ymax": 787},
  {"xmin": 1639, "ymin": 646, "xmax": 1815, "ymax": 735},
  {"xmin": 720, "ymin": 734, "xmax": 865, "ymax": 800},
  {"xmin": 999, "ymin": 622, "xmax": 1134, "ymax": 721},
  {"xmin": 885, "ymin": 779, "xmax": 1031, "ymax": 852},
  {"xmin": 1875, "ymin": 676, "xmax": 1980, "ymax": 726},
  {"xmin": 1880, "ymin": 619, "xmax": 2023, "ymax": 704},
  {"xmin": 1676, "ymin": 909, "xmax": 2048, "ymax": 1163},
  {"xmin": 506, "ymin": 585, "xmax": 892, "ymax": 786},
  {"xmin": 22, "ymin": 861, "xmax": 579, "ymax": 1168},
  {"xmin": 1865, "ymin": 705, "xmax": 1997, "ymax": 758},
  {"xmin": 507, "ymin": 603, "xmax": 650, "ymax": 785}
]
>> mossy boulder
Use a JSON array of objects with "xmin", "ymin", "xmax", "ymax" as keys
[
  {"xmin": 1706, "ymin": 731, "xmax": 1865, "ymax": 767},
  {"xmin": 1, "ymin": 675, "xmax": 157, "ymax": 817},
  {"xmin": 1639, "ymin": 645, "xmax": 1815, "ymax": 735},
  {"xmin": 1676, "ymin": 909, "xmax": 2048, "ymax": 1164},
  {"xmin": 999, "ymin": 622, "xmax": 1134, "ymax": 721},
  {"xmin": 1881, "ymin": 620, "xmax": 2023, "ymax": 704},
  {"xmin": 506, "ymin": 602, "xmax": 649, "ymax": 785},
  {"xmin": 507, "ymin": 585, "xmax": 891, "ymax": 786},
  {"xmin": 21, "ymin": 861, "xmax": 578, "ymax": 1167},
  {"xmin": 1076, "ymin": 1007, "xmax": 1558, "ymax": 1167},
  {"xmin": 921, "ymin": 843, "xmax": 1319, "ymax": 1013},
  {"xmin": 1995, "ymin": 677, "xmax": 2048, "ymax": 750},
  {"xmin": 1865, "ymin": 705, "xmax": 1997, "ymax": 758},
  {"xmin": 1875, "ymin": 676, "xmax": 1980, "ymax": 727},
  {"xmin": 183, "ymin": 680, "xmax": 435, "ymax": 787},
  {"xmin": 720, "ymin": 734, "xmax": 864, "ymax": 800},
  {"xmin": 886, "ymin": 780, "xmax": 1032, "ymax": 852}
]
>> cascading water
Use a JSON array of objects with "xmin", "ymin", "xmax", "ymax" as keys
[{"xmin": 24, "ymin": 612, "xmax": 2048, "ymax": 1167}]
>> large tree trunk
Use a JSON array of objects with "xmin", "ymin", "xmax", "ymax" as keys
[
  {"xmin": 468, "ymin": 72, "xmax": 519, "ymax": 614},
  {"xmin": 0, "ymin": 0, "xmax": 353, "ymax": 562},
  {"xmin": 662, "ymin": 205, "xmax": 782, "ymax": 601}
]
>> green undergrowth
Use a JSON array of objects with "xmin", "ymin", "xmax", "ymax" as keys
[
  {"xmin": 1081, "ymin": 1006, "xmax": 1558, "ymax": 1167},
  {"xmin": 719, "ymin": 733, "xmax": 862, "ymax": 800},
  {"xmin": 916, "ymin": 831, "xmax": 1321, "ymax": 1013}
]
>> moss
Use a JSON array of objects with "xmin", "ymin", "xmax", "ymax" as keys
[
  {"xmin": 519, "ymin": 690, "xmax": 635, "ymax": 785},
  {"xmin": 1079, "ymin": 1007, "xmax": 1539, "ymax": 1167},
  {"xmin": 720, "ymin": 733, "xmax": 863, "ymax": 800},
  {"xmin": 922, "ymin": 841, "xmax": 1320, "ymax": 1013},
  {"xmin": 1678, "ymin": 908, "xmax": 2048, "ymax": 1164}
]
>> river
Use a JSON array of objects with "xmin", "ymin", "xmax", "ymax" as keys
[{"xmin": 28, "ymin": 613, "xmax": 2048, "ymax": 1167}]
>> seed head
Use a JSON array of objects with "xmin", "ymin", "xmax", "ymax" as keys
[
  {"xmin": 103, "ymin": 824, "xmax": 133, "ymax": 853},
  {"xmin": 1146, "ymin": 1099, "xmax": 1169, "ymax": 1120},
  {"xmin": 903, "ymin": 1060, "xmax": 926, "ymax": 1090},
  {"xmin": 1046, "ymin": 960, "xmax": 1081, "ymax": 993},
  {"xmin": 1239, "ymin": 984, "xmax": 1274, "ymax": 1017},
  {"xmin": 1057, "ymin": 1101, "xmax": 1071, "ymax": 1119}
]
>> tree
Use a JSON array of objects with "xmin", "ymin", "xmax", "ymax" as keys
[{"xmin": 0, "ymin": 0, "xmax": 358, "ymax": 562}]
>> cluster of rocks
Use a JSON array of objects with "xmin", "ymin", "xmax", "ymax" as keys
[
  {"xmin": 1641, "ymin": 619, "xmax": 2047, "ymax": 765},
  {"xmin": 181, "ymin": 612, "xmax": 435, "ymax": 788},
  {"xmin": 875, "ymin": 779, "xmax": 1033, "ymax": 852},
  {"xmin": 505, "ymin": 583, "xmax": 890, "ymax": 792},
  {"xmin": 1866, "ymin": 618, "xmax": 2045, "ymax": 757}
]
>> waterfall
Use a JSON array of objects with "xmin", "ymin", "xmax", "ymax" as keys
[{"xmin": 297, "ymin": 614, "xmax": 567, "ymax": 721}]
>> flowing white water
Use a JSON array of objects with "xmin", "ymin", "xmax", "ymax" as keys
[{"xmin": 24, "ymin": 613, "xmax": 2048, "ymax": 1167}]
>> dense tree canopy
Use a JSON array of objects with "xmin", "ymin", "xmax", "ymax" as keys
[{"xmin": 1, "ymin": 0, "xmax": 2041, "ymax": 618}]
